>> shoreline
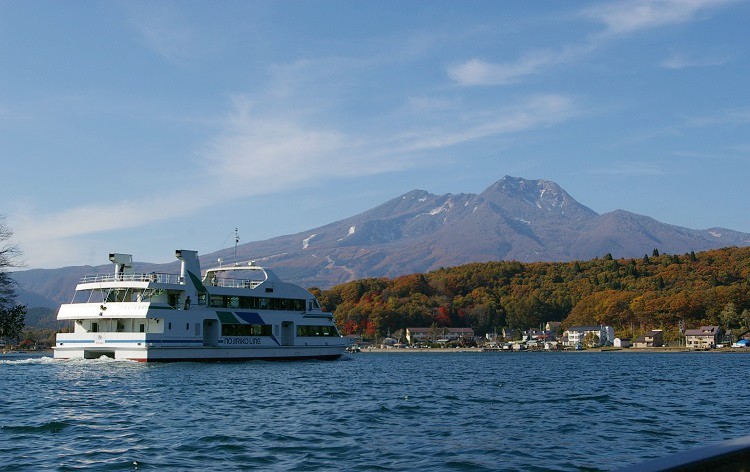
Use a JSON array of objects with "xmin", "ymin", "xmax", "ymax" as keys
[{"xmin": 354, "ymin": 346, "xmax": 750, "ymax": 353}]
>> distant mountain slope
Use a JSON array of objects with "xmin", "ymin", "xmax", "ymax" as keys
[{"xmin": 13, "ymin": 176, "xmax": 750, "ymax": 308}]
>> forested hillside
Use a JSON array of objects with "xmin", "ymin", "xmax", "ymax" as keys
[{"xmin": 317, "ymin": 247, "xmax": 750, "ymax": 343}]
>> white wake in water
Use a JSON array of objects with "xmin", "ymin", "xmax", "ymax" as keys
[{"xmin": 0, "ymin": 355, "xmax": 139, "ymax": 365}]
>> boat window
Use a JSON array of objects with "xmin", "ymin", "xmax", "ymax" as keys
[
  {"xmin": 207, "ymin": 295, "xmax": 306, "ymax": 311},
  {"xmin": 91, "ymin": 322, "xmax": 99, "ymax": 333},
  {"xmin": 239, "ymin": 296, "xmax": 253, "ymax": 309},
  {"xmin": 221, "ymin": 324, "xmax": 273, "ymax": 336},
  {"xmin": 296, "ymin": 325, "xmax": 340, "ymax": 337},
  {"xmin": 139, "ymin": 324, "xmax": 145, "ymax": 333}
]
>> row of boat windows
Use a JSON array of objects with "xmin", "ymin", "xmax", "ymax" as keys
[
  {"xmin": 297, "ymin": 325, "xmax": 340, "ymax": 337},
  {"xmin": 86, "ymin": 322, "xmax": 338, "ymax": 337},
  {"xmin": 221, "ymin": 324, "xmax": 273, "ymax": 337},
  {"xmin": 90, "ymin": 322, "xmax": 146, "ymax": 333},
  {"xmin": 209, "ymin": 295, "xmax": 308, "ymax": 311},
  {"xmin": 218, "ymin": 324, "xmax": 340, "ymax": 337},
  {"xmin": 73, "ymin": 289, "xmax": 321, "ymax": 313}
]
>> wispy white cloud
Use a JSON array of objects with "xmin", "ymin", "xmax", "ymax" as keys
[
  {"xmin": 447, "ymin": 42, "xmax": 598, "ymax": 87},
  {"xmin": 581, "ymin": 0, "xmax": 736, "ymax": 36},
  {"xmin": 682, "ymin": 108, "xmax": 750, "ymax": 127},
  {"xmin": 199, "ymin": 96, "xmax": 410, "ymax": 197},
  {"xmin": 661, "ymin": 52, "xmax": 730, "ymax": 69},
  {"xmin": 447, "ymin": 52, "xmax": 558, "ymax": 86},
  {"xmin": 449, "ymin": 0, "xmax": 736, "ymax": 87},
  {"xmin": 396, "ymin": 94, "xmax": 581, "ymax": 152},
  {"xmin": 11, "ymin": 192, "xmax": 214, "ymax": 259}
]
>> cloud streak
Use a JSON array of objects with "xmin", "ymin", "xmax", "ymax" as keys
[
  {"xmin": 394, "ymin": 94, "xmax": 580, "ymax": 152},
  {"xmin": 682, "ymin": 108, "xmax": 750, "ymax": 127},
  {"xmin": 661, "ymin": 53, "xmax": 730, "ymax": 69},
  {"xmin": 581, "ymin": 0, "xmax": 736, "ymax": 37},
  {"xmin": 448, "ymin": 52, "xmax": 557, "ymax": 87},
  {"xmin": 449, "ymin": 0, "xmax": 736, "ymax": 87}
]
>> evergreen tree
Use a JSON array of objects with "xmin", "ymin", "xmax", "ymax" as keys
[
  {"xmin": 720, "ymin": 302, "xmax": 739, "ymax": 329},
  {"xmin": 656, "ymin": 276, "xmax": 665, "ymax": 290},
  {"xmin": 652, "ymin": 248, "xmax": 660, "ymax": 257}
]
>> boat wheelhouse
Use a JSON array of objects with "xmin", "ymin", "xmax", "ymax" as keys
[{"xmin": 53, "ymin": 250, "xmax": 350, "ymax": 361}]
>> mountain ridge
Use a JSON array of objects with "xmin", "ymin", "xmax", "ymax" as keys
[{"xmin": 12, "ymin": 176, "xmax": 750, "ymax": 308}]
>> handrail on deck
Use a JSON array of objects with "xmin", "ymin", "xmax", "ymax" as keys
[{"xmin": 80, "ymin": 273, "xmax": 182, "ymax": 284}]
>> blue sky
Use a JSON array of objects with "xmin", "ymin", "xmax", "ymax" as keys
[{"xmin": 2, "ymin": 0, "xmax": 749, "ymax": 269}]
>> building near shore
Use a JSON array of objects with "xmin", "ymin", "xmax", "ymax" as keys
[
  {"xmin": 685, "ymin": 326, "xmax": 720, "ymax": 350},
  {"xmin": 563, "ymin": 326, "xmax": 615, "ymax": 347},
  {"xmin": 632, "ymin": 330, "xmax": 664, "ymax": 348},
  {"xmin": 406, "ymin": 327, "xmax": 475, "ymax": 345},
  {"xmin": 614, "ymin": 337, "xmax": 631, "ymax": 348}
]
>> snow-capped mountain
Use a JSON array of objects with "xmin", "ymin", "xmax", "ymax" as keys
[{"xmin": 14, "ymin": 176, "xmax": 750, "ymax": 307}]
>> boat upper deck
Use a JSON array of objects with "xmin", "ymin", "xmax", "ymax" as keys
[{"xmin": 80, "ymin": 272, "xmax": 182, "ymax": 285}]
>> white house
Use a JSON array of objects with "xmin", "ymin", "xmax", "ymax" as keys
[
  {"xmin": 563, "ymin": 326, "xmax": 615, "ymax": 347},
  {"xmin": 613, "ymin": 337, "xmax": 631, "ymax": 348}
]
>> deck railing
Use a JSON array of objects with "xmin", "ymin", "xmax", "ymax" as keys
[{"xmin": 79, "ymin": 273, "xmax": 183, "ymax": 284}]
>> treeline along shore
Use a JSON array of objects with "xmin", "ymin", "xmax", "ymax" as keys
[{"xmin": 313, "ymin": 247, "xmax": 750, "ymax": 345}]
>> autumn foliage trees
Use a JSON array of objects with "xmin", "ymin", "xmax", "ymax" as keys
[{"xmin": 319, "ymin": 247, "xmax": 750, "ymax": 343}]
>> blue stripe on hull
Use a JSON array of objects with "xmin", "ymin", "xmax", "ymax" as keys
[{"xmin": 136, "ymin": 354, "xmax": 343, "ymax": 363}]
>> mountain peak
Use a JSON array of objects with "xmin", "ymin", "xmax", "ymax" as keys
[{"xmin": 481, "ymin": 176, "xmax": 597, "ymax": 219}]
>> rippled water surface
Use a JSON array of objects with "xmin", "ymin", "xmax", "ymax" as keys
[{"xmin": 1, "ymin": 351, "xmax": 748, "ymax": 471}]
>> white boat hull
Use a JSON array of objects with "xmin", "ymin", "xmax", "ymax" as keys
[{"xmin": 53, "ymin": 344, "xmax": 346, "ymax": 362}]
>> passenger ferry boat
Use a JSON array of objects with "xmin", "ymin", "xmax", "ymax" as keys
[{"xmin": 53, "ymin": 250, "xmax": 350, "ymax": 362}]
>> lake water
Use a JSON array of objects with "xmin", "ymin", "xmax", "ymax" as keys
[{"xmin": 0, "ymin": 351, "xmax": 747, "ymax": 471}]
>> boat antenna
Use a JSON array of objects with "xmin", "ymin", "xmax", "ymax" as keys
[{"xmin": 234, "ymin": 228, "xmax": 239, "ymax": 266}]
